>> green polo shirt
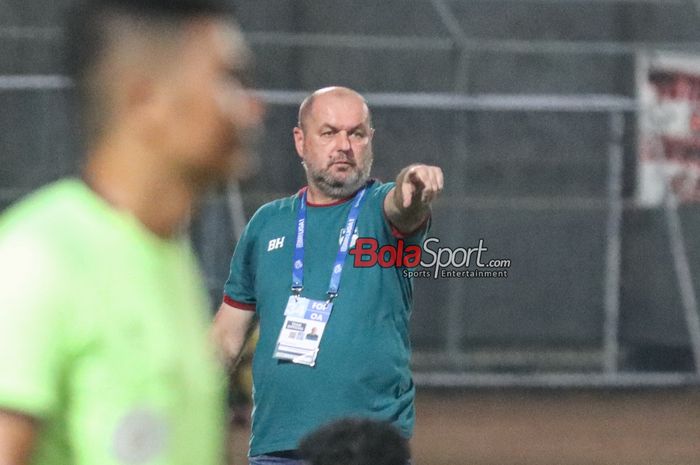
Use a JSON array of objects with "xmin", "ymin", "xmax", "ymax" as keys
[
  {"xmin": 224, "ymin": 181, "xmax": 425, "ymax": 456},
  {"xmin": 0, "ymin": 179, "xmax": 225, "ymax": 465}
]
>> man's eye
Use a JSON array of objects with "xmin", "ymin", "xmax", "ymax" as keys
[
  {"xmin": 321, "ymin": 131, "xmax": 333, "ymax": 136},
  {"xmin": 226, "ymin": 68, "xmax": 253, "ymax": 88},
  {"xmin": 351, "ymin": 131, "xmax": 365, "ymax": 138}
]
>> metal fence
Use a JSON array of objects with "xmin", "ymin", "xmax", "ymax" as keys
[{"xmin": 2, "ymin": 0, "xmax": 700, "ymax": 387}]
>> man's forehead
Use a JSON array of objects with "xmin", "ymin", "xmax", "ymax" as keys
[
  {"xmin": 206, "ymin": 19, "xmax": 249, "ymax": 59},
  {"xmin": 176, "ymin": 17, "xmax": 247, "ymax": 69},
  {"xmin": 314, "ymin": 90, "xmax": 366, "ymax": 107},
  {"xmin": 309, "ymin": 93, "xmax": 370, "ymax": 124}
]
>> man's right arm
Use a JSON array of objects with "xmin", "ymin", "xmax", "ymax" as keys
[
  {"xmin": 211, "ymin": 302, "xmax": 255, "ymax": 373},
  {"xmin": 0, "ymin": 410, "xmax": 36, "ymax": 465},
  {"xmin": 0, "ymin": 237, "xmax": 61, "ymax": 465}
]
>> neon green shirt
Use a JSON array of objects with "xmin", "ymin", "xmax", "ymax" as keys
[{"xmin": 0, "ymin": 179, "xmax": 225, "ymax": 465}]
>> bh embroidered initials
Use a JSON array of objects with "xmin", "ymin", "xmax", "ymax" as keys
[{"xmin": 267, "ymin": 237, "xmax": 285, "ymax": 251}]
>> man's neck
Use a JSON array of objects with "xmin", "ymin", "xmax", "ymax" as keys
[
  {"xmin": 83, "ymin": 139, "xmax": 198, "ymax": 238},
  {"xmin": 305, "ymin": 185, "xmax": 343, "ymax": 205},
  {"xmin": 305, "ymin": 181, "xmax": 368, "ymax": 206}
]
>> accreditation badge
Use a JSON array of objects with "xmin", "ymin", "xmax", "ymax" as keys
[{"xmin": 273, "ymin": 296, "xmax": 333, "ymax": 367}]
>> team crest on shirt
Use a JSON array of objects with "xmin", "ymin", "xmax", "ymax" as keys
[
  {"xmin": 338, "ymin": 228, "xmax": 359, "ymax": 248},
  {"xmin": 112, "ymin": 409, "xmax": 168, "ymax": 464}
]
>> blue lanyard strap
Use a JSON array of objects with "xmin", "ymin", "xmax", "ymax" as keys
[
  {"xmin": 291, "ymin": 191, "xmax": 307, "ymax": 295},
  {"xmin": 292, "ymin": 186, "xmax": 368, "ymax": 300}
]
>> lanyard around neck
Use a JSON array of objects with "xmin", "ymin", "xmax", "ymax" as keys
[{"xmin": 291, "ymin": 186, "xmax": 369, "ymax": 301}]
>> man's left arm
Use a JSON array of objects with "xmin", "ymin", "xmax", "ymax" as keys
[{"xmin": 383, "ymin": 164, "xmax": 444, "ymax": 235}]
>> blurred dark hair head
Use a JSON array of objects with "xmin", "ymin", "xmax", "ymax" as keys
[
  {"xmin": 298, "ymin": 418, "xmax": 410, "ymax": 465},
  {"xmin": 63, "ymin": 0, "xmax": 237, "ymax": 145}
]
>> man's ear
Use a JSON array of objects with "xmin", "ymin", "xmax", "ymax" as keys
[
  {"xmin": 293, "ymin": 126, "xmax": 305, "ymax": 160},
  {"xmin": 120, "ymin": 70, "xmax": 163, "ymax": 141}
]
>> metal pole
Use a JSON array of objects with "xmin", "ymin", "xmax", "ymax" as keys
[
  {"xmin": 245, "ymin": 31, "xmax": 700, "ymax": 56},
  {"xmin": 413, "ymin": 371, "xmax": 699, "ymax": 389},
  {"xmin": 431, "ymin": 0, "xmax": 471, "ymax": 362},
  {"xmin": 602, "ymin": 112, "xmax": 625, "ymax": 374},
  {"xmin": 254, "ymin": 91, "xmax": 637, "ymax": 113},
  {"xmin": 0, "ymin": 77, "xmax": 639, "ymax": 112},
  {"xmin": 0, "ymin": 75, "xmax": 72, "ymax": 91},
  {"xmin": 664, "ymin": 193, "xmax": 700, "ymax": 373},
  {"xmin": 225, "ymin": 181, "xmax": 247, "ymax": 243}
]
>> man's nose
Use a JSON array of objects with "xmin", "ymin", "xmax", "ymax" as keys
[
  {"xmin": 243, "ymin": 93, "xmax": 265, "ymax": 129},
  {"xmin": 336, "ymin": 131, "xmax": 351, "ymax": 151}
]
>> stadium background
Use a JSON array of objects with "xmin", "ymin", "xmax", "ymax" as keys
[{"xmin": 2, "ymin": 0, "xmax": 700, "ymax": 463}]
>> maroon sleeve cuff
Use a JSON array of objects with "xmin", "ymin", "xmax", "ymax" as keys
[{"xmin": 223, "ymin": 294, "xmax": 256, "ymax": 311}]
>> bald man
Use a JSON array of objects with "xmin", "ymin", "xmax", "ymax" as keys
[
  {"xmin": 0, "ymin": 1, "xmax": 261, "ymax": 465},
  {"xmin": 213, "ymin": 86, "xmax": 443, "ymax": 464}
]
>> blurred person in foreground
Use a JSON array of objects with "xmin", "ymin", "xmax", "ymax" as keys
[
  {"xmin": 213, "ymin": 86, "xmax": 443, "ymax": 464},
  {"xmin": 298, "ymin": 418, "xmax": 410, "ymax": 465},
  {"xmin": 0, "ymin": 1, "xmax": 262, "ymax": 464}
]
